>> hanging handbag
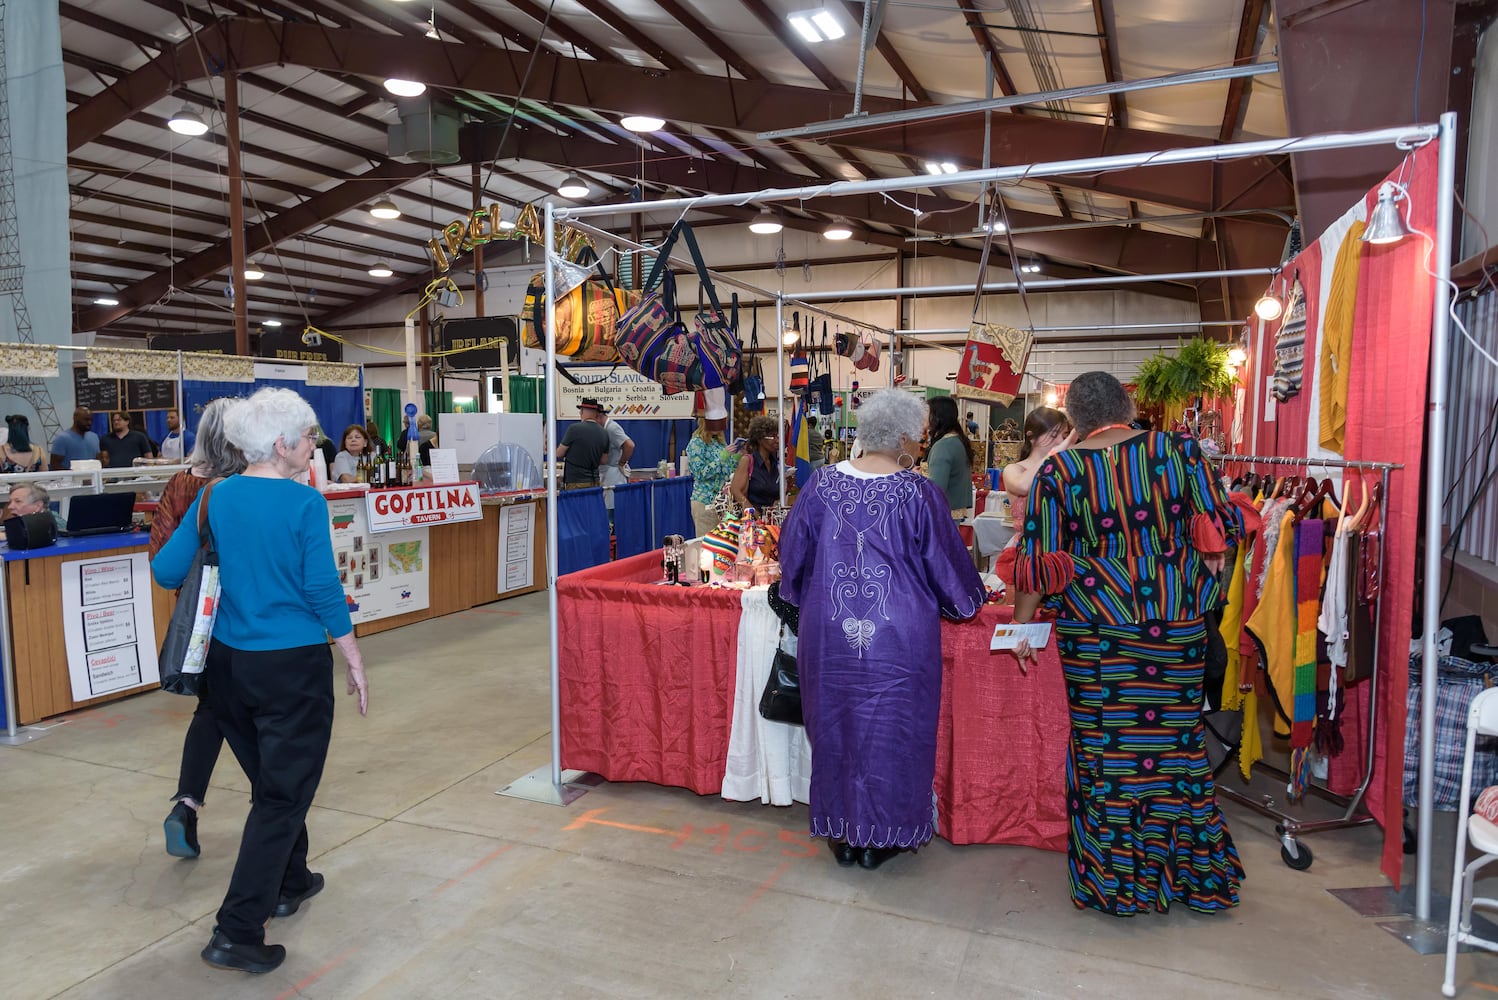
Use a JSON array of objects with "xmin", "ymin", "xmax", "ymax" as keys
[
  {"xmin": 158, "ymin": 479, "xmax": 223, "ymax": 697},
  {"xmin": 808, "ymin": 321, "xmax": 834, "ymax": 415},
  {"xmin": 519, "ymin": 246, "xmax": 637, "ymax": 361},
  {"xmin": 616, "ymin": 220, "xmax": 741, "ymax": 395},
  {"xmin": 955, "ymin": 211, "xmax": 1032, "ymax": 405},
  {"xmin": 758, "ymin": 623, "xmax": 803, "ymax": 726},
  {"xmin": 743, "ymin": 309, "xmax": 766, "ymax": 412}
]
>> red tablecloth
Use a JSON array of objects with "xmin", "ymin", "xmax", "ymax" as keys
[{"xmin": 558, "ymin": 551, "xmax": 1070, "ymax": 851}]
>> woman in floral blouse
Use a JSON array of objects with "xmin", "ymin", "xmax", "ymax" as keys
[{"xmin": 685, "ymin": 409, "xmax": 737, "ymax": 538}]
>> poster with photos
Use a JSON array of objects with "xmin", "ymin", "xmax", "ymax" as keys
[{"xmin": 325, "ymin": 496, "xmax": 430, "ymax": 624}]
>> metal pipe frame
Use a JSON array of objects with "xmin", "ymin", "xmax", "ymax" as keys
[
  {"xmin": 1417, "ymin": 111, "xmax": 1459, "ymax": 922},
  {"xmin": 531, "ymin": 123, "xmax": 1450, "ymax": 842},
  {"xmin": 903, "ymin": 207, "xmax": 1297, "ymax": 244},
  {"xmin": 756, "ymin": 62, "xmax": 1280, "ymax": 142},
  {"xmin": 896, "ymin": 321, "xmax": 1243, "ymax": 335},
  {"xmin": 551, "ymin": 124, "xmax": 1439, "ymax": 224},
  {"xmin": 786, "ymin": 268, "xmax": 1275, "ymax": 303}
]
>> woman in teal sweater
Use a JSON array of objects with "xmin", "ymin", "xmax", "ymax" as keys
[
  {"xmin": 924, "ymin": 395, "xmax": 974, "ymax": 518},
  {"xmin": 153, "ymin": 387, "xmax": 368, "ymax": 976}
]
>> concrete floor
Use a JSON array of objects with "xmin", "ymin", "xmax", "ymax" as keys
[{"xmin": 1, "ymin": 592, "xmax": 1494, "ymax": 999}]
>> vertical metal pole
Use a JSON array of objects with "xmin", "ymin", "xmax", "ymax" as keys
[
  {"xmin": 1416, "ymin": 111, "xmax": 1458, "ymax": 921},
  {"xmin": 850, "ymin": 0, "xmax": 874, "ymax": 117},
  {"xmin": 1, "ymin": 563, "xmax": 18, "ymax": 737},
  {"xmin": 776, "ymin": 294, "xmax": 786, "ymax": 507},
  {"xmin": 544, "ymin": 202, "xmax": 563, "ymax": 790},
  {"xmin": 225, "ymin": 74, "xmax": 249, "ymax": 357}
]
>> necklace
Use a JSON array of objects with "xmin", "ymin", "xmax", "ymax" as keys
[{"xmin": 1085, "ymin": 422, "xmax": 1135, "ymax": 440}]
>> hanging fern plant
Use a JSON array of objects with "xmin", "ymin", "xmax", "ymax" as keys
[{"xmin": 1132, "ymin": 338, "xmax": 1236, "ymax": 406}]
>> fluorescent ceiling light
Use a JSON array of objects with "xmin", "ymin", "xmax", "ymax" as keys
[
  {"xmin": 748, "ymin": 207, "xmax": 782, "ymax": 235},
  {"xmin": 384, "ymin": 78, "xmax": 426, "ymax": 97},
  {"xmin": 93, "ymin": 296, "xmax": 119, "ymax": 306},
  {"xmin": 787, "ymin": 8, "xmax": 844, "ymax": 43},
  {"xmin": 496, "ymin": 215, "xmax": 516, "ymax": 230},
  {"xmin": 368, "ymin": 261, "xmax": 394, "ymax": 278},
  {"xmin": 263, "ymin": 319, "xmax": 282, "ymax": 327},
  {"xmin": 369, "ymin": 199, "xmax": 401, "ymax": 220},
  {"xmin": 1019, "ymin": 263, "xmax": 1042, "ymax": 274},
  {"xmin": 924, "ymin": 161, "xmax": 958, "ymax": 175},
  {"xmin": 166, "ymin": 105, "xmax": 208, "ymax": 136},
  {"xmin": 822, "ymin": 218, "xmax": 852, "ymax": 241},
  {"xmin": 985, "ymin": 220, "xmax": 1006, "ymax": 233},
  {"xmin": 243, "ymin": 259, "xmax": 265, "ymax": 281},
  {"xmin": 620, "ymin": 114, "xmax": 666, "ymax": 133},
  {"xmin": 557, "ymin": 173, "xmax": 589, "ymax": 198}
]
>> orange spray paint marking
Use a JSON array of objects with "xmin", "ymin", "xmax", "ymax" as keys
[
  {"xmin": 273, "ymin": 946, "xmax": 359, "ymax": 1000},
  {"xmin": 737, "ymin": 860, "xmax": 792, "ymax": 916},
  {"xmin": 562, "ymin": 807, "xmax": 677, "ymax": 837},
  {"xmin": 433, "ymin": 844, "xmax": 514, "ymax": 895}
]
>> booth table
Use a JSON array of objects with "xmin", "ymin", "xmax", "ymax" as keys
[{"xmin": 558, "ymin": 551, "xmax": 1072, "ymax": 851}]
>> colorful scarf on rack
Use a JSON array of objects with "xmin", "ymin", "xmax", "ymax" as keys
[{"xmin": 1287, "ymin": 518, "xmax": 1325, "ymax": 800}]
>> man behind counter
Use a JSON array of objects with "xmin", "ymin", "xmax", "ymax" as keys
[
  {"xmin": 101, "ymin": 411, "xmax": 157, "ymax": 468},
  {"xmin": 49, "ymin": 406, "xmax": 101, "ymax": 470},
  {"xmin": 555, "ymin": 398, "xmax": 610, "ymax": 487}
]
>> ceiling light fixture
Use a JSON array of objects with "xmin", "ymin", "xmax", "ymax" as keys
[
  {"xmin": 749, "ymin": 207, "xmax": 783, "ymax": 235},
  {"xmin": 1019, "ymin": 262, "xmax": 1042, "ymax": 274},
  {"xmin": 787, "ymin": 8, "xmax": 845, "ymax": 43},
  {"xmin": 496, "ymin": 214, "xmax": 516, "ymax": 231},
  {"xmin": 423, "ymin": 18, "xmax": 440, "ymax": 40},
  {"xmin": 923, "ymin": 161, "xmax": 958, "ymax": 176},
  {"xmin": 166, "ymin": 105, "xmax": 209, "ymax": 136},
  {"xmin": 93, "ymin": 296, "xmax": 119, "ymax": 306},
  {"xmin": 1361, "ymin": 181, "xmax": 1414, "ymax": 245},
  {"xmin": 368, "ymin": 261, "xmax": 394, "ymax": 278},
  {"xmin": 557, "ymin": 173, "xmax": 589, "ymax": 199},
  {"xmin": 782, "ymin": 327, "xmax": 800, "ymax": 347},
  {"xmin": 263, "ymin": 319, "xmax": 282, "ymax": 327},
  {"xmin": 984, "ymin": 220, "xmax": 1007, "ymax": 233},
  {"xmin": 1227, "ymin": 346, "xmax": 1248, "ymax": 366},
  {"xmin": 620, "ymin": 114, "xmax": 666, "ymax": 133},
  {"xmin": 369, "ymin": 199, "xmax": 401, "ymax": 220},
  {"xmin": 243, "ymin": 258, "xmax": 265, "ymax": 281},
  {"xmin": 822, "ymin": 217, "xmax": 853, "ymax": 241},
  {"xmin": 384, "ymin": 78, "xmax": 427, "ymax": 97}
]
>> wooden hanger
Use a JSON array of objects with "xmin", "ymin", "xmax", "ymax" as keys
[{"xmin": 1344, "ymin": 473, "xmax": 1377, "ymax": 532}]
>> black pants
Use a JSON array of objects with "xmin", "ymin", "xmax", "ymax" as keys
[
  {"xmin": 173, "ymin": 697, "xmax": 222, "ymax": 804},
  {"xmin": 201, "ymin": 638, "xmax": 335, "ymax": 944}
]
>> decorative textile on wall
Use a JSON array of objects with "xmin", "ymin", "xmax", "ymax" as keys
[
  {"xmin": 87, "ymin": 346, "xmax": 177, "ymax": 381},
  {"xmin": 181, "ymin": 352, "xmax": 254, "ymax": 383},
  {"xmin": 305, "ymin": 361, "xmax": 360, "ymax": 387},
  {"xmin": 0, "ymin": 343, "xmax": 58, "ymax": 377}
]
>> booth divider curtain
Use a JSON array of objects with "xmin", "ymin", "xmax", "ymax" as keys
[
  {"xmin": 180, "ymin": 378, "xmax": 364, "ymax": 447},
  {"xmin": 507, "ymin": 376, "xmax": 544, "ymax": 415},
  {"xmin": 611, "ymin": 481, "xmax": 654, "ymax": 559},
  {"xmin": 368, "ymin": 388, "xmax": 454, "ymax": 446},
  {"xmin": 556, "ymin": 487, "xmax": 611, "ymax": 575},
  {"xmin": 651, "ymin": 476, "xmax": 694, "ymax": 540},
  {"xmin": 553, "ymin": 419, "xmax": 693, "ymax": 472}
]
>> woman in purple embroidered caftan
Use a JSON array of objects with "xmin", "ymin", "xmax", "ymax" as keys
[{"xmin": 779, "ymin": 390, "xmax": 987, "ymax": 871}]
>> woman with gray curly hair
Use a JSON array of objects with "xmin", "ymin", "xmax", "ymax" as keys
[
  {"xmin": 149, "ymin": 397, "xmax": 248, "ymax": 863},
  {"xmin": 1011, "ymin": 370, "xmax": 1244, "ymax": 916},
  {"xmin": 154, "ymin": 387, "xmax": 368, "ymax": 974},
  {"xmin": 778, "ymin": 389, "xmax": 986, "ymax": 871}
]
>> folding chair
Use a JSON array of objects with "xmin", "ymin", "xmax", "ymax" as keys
[{"xmin": 1442, "ymin": 686, "xmax": 1498, "ymax": 996}]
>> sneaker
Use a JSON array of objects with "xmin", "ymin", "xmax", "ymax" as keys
[
  {"xmin": 163, "ymin": 800, "xmax": 200, "ymax": 859},
  {"xmin": 273, "ymin": 872, "xmax": 325, "ymax": 918},
  {"xmin": 200, "ymin": 930, "xmax": 286, "ymax": 974}
]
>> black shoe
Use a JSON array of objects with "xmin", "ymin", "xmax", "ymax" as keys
[
  {"xmin": 858, "ymin": 847, "xmax": 900, "ymax": 870},
  {"xmin": 273, "ymin": 872, "xmax": 324, "ymax": 918},
  {"xmin": 163, "ymin": 801, "xmax": 200, "ymax": 859},
  {"xmin": 829, "ymin": 840, "xmax": 857, "ymax": 867},
  {"xmin": 200, "ymin": 931, "xmax": 285, "ymax": 974}
]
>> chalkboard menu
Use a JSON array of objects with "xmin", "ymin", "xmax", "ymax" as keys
[
  {"xmin": 73, "ymin": 365, "xmax": 120, "ymax": 412},
  {"xmin": 439, "ymin": 316, "xmax": 517, "ymax": 370},
  {"xmin": 126, "ymin": 379, "xmax": 178, "ymax": 411},
  {"xmin": 257, "ymin": 327, "xmax": 342, "ymax": 363}
]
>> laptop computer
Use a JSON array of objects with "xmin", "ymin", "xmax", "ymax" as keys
[{"xmin": 60, "ymin": 491, "xmax": 137, "ymax": 537}]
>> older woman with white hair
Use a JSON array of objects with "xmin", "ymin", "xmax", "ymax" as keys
[
  {"xmin": 777, "ymin": 389, "xmax": 986, "ymax": 871},
  {"xmin": 153, "ymin": 387, "xmax": 368, "ymax": 975}
]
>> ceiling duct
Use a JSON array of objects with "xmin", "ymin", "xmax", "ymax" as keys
[{"xmin": 387, "ymin": 96, "xmax": 461, "ymax": 165}]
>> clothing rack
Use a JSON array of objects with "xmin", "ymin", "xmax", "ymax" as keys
[{"xmin": 1209, "ymin": 452, "xmax": 1402, "ymax": 870}]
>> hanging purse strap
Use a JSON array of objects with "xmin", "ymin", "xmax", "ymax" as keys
[
  {"xmin": 197, "ymin": 477, "xmax": 224, "ymax": 554},
  {"xmin": 642, "ymin": 220, "xmax": 728, "ymax": 326}
]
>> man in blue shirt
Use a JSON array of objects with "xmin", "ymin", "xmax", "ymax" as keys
[
  {"xmin": 159, "ymin": 409, "xmax": 195, "ymax": 463},
  {"xmin": 49, "ymin": 406, "xmax": 101, "ymax": 470}
]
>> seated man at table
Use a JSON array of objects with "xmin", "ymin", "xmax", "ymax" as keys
[
  {"xmin": 5, "ymin": 484, "xmax": 68, "ymax": 533},
  {"xmin": 100, "ymin": 412, "xmax": 156, "ymax": 468},
  {"xmin": 556, "ymin": 398, "xmax": 610, "ymax": 489}
]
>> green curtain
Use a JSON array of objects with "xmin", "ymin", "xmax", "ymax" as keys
[
  {"xmin": 924, "ymin": 386, "xmax": 952, "ymax": 400},
  {"xmin": 369, "ymin": 388, "xmax": 454, "ymax": 444},
  {"xmin": 507, "ymin": 375, "xmax": 544, "ymax": 414}
]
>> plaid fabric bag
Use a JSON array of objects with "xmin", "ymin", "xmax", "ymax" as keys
[{"xmin": 1404, "ymin": 654, "xmax": 1498, "ymax": 809}]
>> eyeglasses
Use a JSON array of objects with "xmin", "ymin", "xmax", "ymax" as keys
[{"xmin": 303, "ymin": 431, "xmax": 320, "ymax": 443}]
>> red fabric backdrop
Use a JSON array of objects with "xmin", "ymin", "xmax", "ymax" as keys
[{"xmin": 1243, "ymin": 142, "xmax": 1439, "ymax": 885}]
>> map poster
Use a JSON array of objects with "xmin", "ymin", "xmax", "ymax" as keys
[
  {"xmin": 60, "ymin": 552, "xmax": 159, "ymax": 702},
  {"xmin": 326, "ymin": 496, "xmax": 431, "ymax": 624}
]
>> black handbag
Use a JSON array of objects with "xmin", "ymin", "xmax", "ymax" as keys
[
  {"xmin": 159, "ymin": 480, "xmax": 222, "ymax": 697},
  {"xmin": 758, "ymin": 624, "xmax": 803, "ymax": 726}
]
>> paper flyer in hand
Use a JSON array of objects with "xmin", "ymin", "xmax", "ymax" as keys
[{"xmin": 990, "ymin": 621, "xmax": 1053, "ymax": 652}]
